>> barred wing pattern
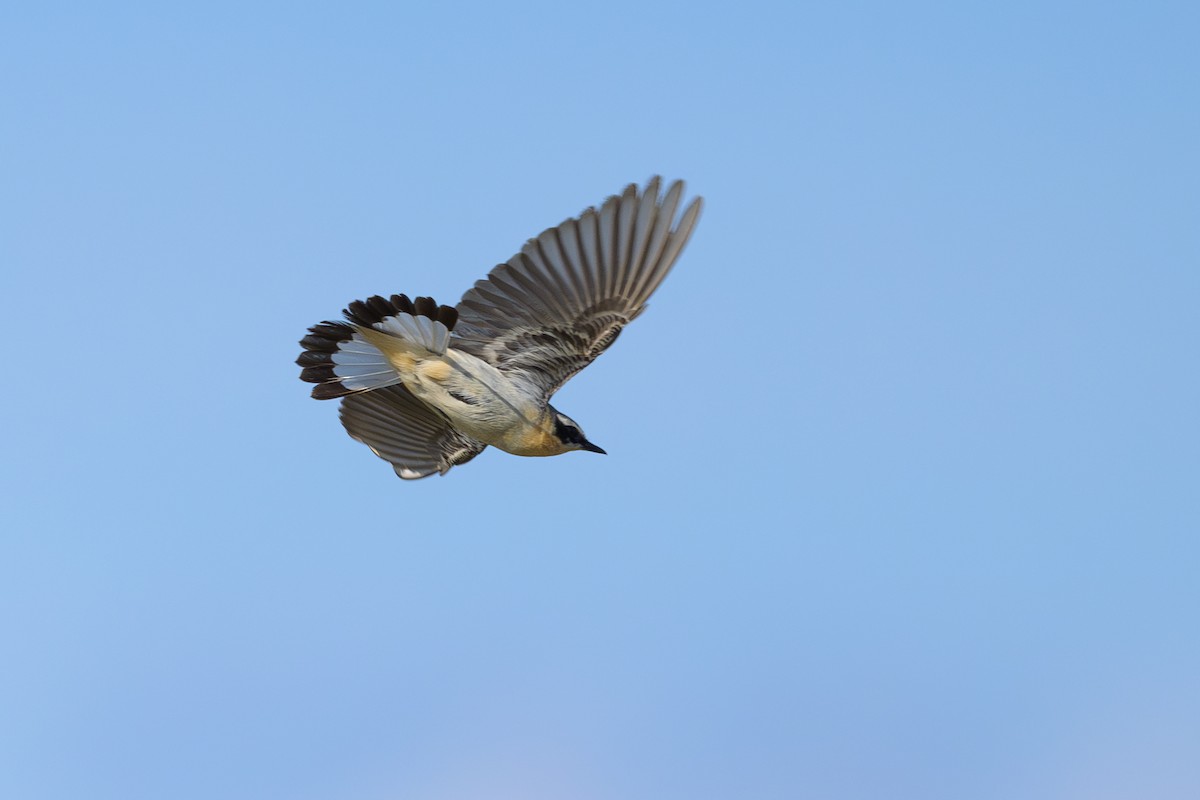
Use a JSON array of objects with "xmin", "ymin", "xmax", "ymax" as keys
[
  {"xmin": 453, "ymin": 177, "xmax": 702, "ymax": 398},
  {"xmin": 339, "ymin": 385, "xmax": 487, "ymax": 479}
]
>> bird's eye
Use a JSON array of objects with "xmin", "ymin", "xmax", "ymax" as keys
[{"xmin": 555, "ymin": 417, "xmax": 581, "ymax": 443}]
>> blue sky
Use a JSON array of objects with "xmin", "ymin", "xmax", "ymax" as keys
[{"xmin": 2, "ymin": 2, "xmax": 1198, "ymax": 798}]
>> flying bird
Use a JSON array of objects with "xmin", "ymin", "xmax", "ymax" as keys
[{"xmin": 297, "ymin": 177, "xmax": 703, "ymax": 479}]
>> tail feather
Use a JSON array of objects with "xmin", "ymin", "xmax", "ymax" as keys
[
  {"xmin": 343, "ymin": 293, "xmax": 458, "ymax": 354},
  {"xmin": 297, "ymin": 293, "xmax": 460, "ymax": 400}
]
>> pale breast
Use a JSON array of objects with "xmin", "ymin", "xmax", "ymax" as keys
[
  {"xmin": 492, "ymin": 423, "xmax": 570, "ymax": 457},
  {"xmin": 401, "ymin": 349, "xmax": 559, "ymax": 455}
]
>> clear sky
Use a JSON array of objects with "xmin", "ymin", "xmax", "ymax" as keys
[{"xmin": 2, "ymin": 3, "xmax": 1198, "ymax": 799}]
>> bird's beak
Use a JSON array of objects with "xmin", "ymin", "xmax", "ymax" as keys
[{"xmin": 581, "ymin": 440, "xmax": 607, "ymax": 454}]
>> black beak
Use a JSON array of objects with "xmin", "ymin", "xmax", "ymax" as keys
[{"xmin": 581, "ymin": 440, "xmax": 606, "ymax": 454}]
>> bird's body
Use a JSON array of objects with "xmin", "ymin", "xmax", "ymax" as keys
[
  {"xmin": 297, "ymin": 177, "xmax": 702, "ymax": 479},
  {"xmin": 354, "ymin": 328, "xmax": 562, "ymax": 456}
]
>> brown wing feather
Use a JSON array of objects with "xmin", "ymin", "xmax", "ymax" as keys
[
  {"xmin": 453, "ymin": 177, "xmax": 703, "ymax": 398},
  {"xmin": 339, "ymin": 385, "xmax": 486, "ymax": 479}
]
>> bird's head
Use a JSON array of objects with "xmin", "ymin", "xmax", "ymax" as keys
[{"xmin": 551, "ymin": 410, "xmax": 606, "ymax": 455}]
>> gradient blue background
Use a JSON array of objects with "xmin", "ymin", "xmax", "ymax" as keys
[{"xmin": 3, "ymin": 3, "xmax": 1198, "ymax": 799}]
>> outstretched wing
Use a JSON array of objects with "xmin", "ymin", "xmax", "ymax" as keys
[
  {"xmin": 339, "ymin": 385, "xmax": 486, "ymax": 479},
  {"xmin": 452, "ymin": 177, "xmax": 702, "ymax": 398}
]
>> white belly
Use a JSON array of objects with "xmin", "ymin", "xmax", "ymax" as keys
[{"xmin": 398, "ymin": 349, "xmax": 564, "ymax": 455}]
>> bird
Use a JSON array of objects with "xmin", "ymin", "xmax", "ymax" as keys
[{"xmin": 297, "ymin": 176, "xmax": 703, "ymax": 479}]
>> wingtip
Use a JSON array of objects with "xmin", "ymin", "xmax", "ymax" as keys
[{"xmin": 645, "ymin": 177, "xmax": 699, "ymax": 214}]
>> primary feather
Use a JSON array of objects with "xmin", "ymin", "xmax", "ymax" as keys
[{"xmin": 453, "ymin": 177, "xmax": 703, "ymax": 397}]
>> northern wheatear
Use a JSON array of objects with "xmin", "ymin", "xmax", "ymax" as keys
[{"xmin": 297, "ymin": 177, "xmax": 702, "ymax": 479}]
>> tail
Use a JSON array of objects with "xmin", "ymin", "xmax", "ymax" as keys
[{"xmin": 297, "ymin": 294, "xmax": 460, "ymax": 400}]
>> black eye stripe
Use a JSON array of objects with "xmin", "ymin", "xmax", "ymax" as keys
[{"xmin": 554, "ymin": 416, "xmax": 584, "ymax": 443}]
